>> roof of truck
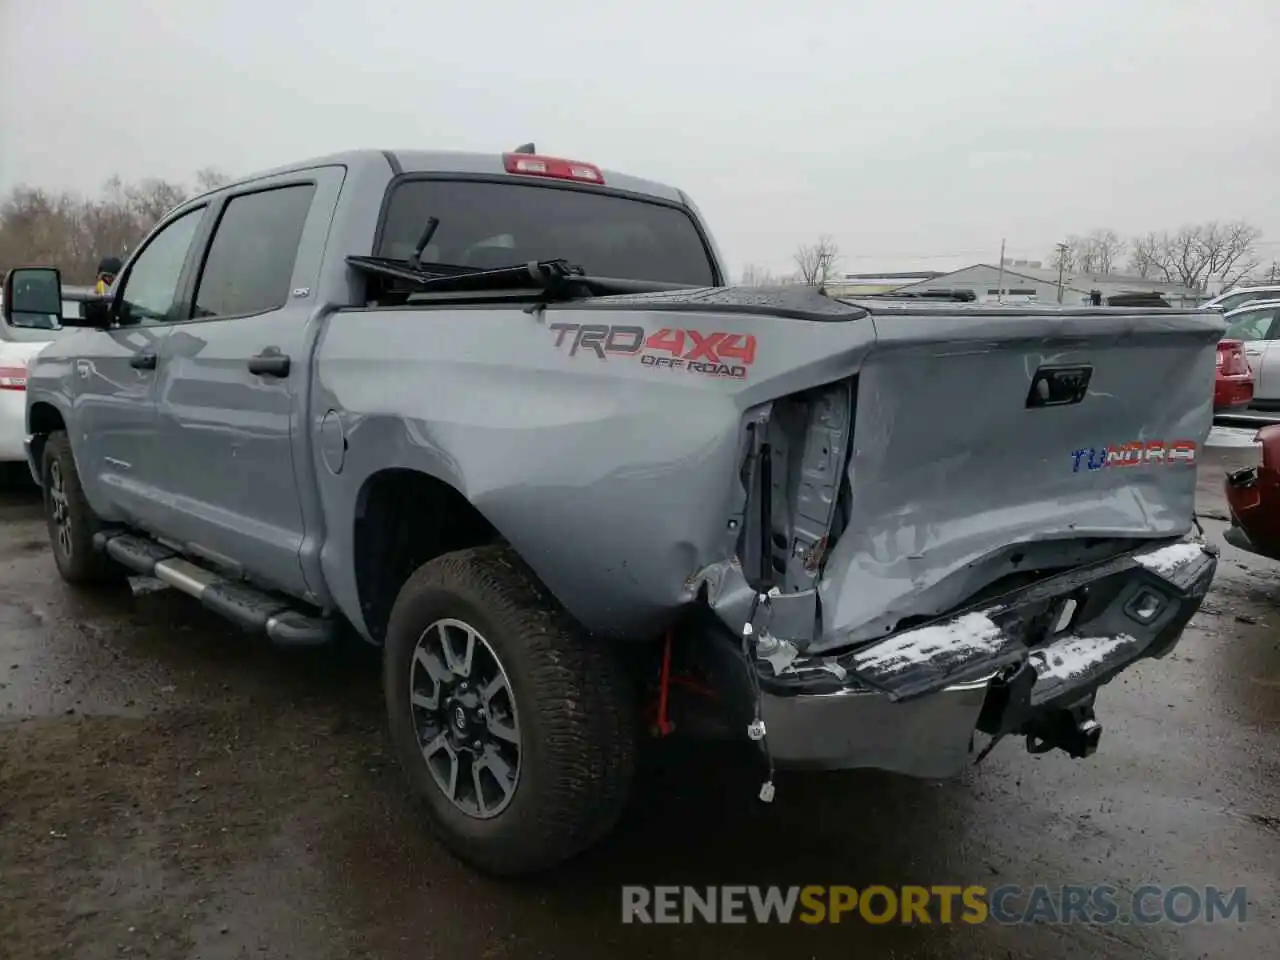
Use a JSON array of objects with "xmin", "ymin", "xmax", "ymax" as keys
[{"xmin": 210, "ymin": 149, "xmax": 688, "ymax": 205}]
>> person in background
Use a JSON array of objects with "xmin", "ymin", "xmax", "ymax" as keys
[{"xmin": 94, "ymin": 256, "xmax": 123, "ymax": 296}]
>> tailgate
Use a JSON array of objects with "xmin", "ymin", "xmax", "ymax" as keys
[{"xmin": 815, "ymin": 307, "xmax": 1223, "ymax": 652}]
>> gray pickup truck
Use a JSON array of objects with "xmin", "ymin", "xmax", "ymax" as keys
[{"xmin": 3, "ymin": 147, "xmax": 1221, "ymax": 876}]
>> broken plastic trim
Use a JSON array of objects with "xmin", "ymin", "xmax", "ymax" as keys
[{"xmin": 702, "ymin": 378, "xmax": 855, "ymax": 649}]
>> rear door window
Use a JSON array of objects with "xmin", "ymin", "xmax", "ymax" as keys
[
  {"xmin": 378, "ymin": 180, "xmax": 716, "ymax": 286},
  {"xmin": 193, "ymin": 184, "xmax": 316, "ymax": 319}
]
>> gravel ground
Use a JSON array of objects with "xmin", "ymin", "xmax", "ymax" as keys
[{"xmin": 1, "ymin": 439, "xmax": 1278, "ymax": 959}]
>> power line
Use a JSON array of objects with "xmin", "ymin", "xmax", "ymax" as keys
[
  {"xmin": 837, "ymin": 250, "xmax": 1023, "ymax": 260},
  {"xmin": 822, "ymin": 240, "xmax": 1280, "ymax": 261}
]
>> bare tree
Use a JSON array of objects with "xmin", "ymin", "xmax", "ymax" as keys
[
  {"xmin": 740, "ymin": 263, "xmax": 780, "ymax": 286},
  {"xmin": 1206, "ymin": 221, "xmax": 1265, "ymax": 288},
  {"xmin": 126, "ymin": 178, "xmax": 189, "ymax": 226},
  {"xmin": 0, "ymin": 170, "xmax": 227, "ymax": 284},
  {"xmin": 1128, "ymin": 232, "xmax": 1161, "ymax": 280},
  {"xmin": 81, "ymin": 179, "xmax": 146, "ymax": 263},
  {"xmin": 793, "ymin": 235, "xmax": 839, "ymax": 286},
  {"xmin": 1077, "ymin": 229, "xmax": 1126, "ymax": 275},
  {"xmin": 1053, "ymin": 229, "xmax": 1127, "ymax": 276},
  {"xmin": 0, "ymin": 188, "xmax": 83, "ymax": 275},
  {"xmin": 194, "ymin": 167, "xmax": 233, "ymax": 192},
  {"xmin": 1126, "ymin": 221, "xmax": 1263, "ymax": 291}
]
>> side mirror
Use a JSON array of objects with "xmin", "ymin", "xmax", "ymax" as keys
[{"xmin": 2, "ymin": 266, "xmax": 64, "ymax": 329}]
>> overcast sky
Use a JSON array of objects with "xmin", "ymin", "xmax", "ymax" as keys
[{"xmin": 2, "ymin": 0, "xmax": 1276, "ymax": 277}]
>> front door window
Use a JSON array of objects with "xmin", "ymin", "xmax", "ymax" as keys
[{"xmin": 116, "ymin": 208, "xmax": 205, "ymax": 325}]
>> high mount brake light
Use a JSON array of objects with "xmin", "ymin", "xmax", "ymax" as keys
[{"xmin": 503, "ymin": 153, "xmax": 605, "ymax": 185}]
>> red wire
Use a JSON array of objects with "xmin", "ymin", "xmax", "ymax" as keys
[{"xmin": 656, "ymin": 627, "xmax": 675, "ymax": 736}]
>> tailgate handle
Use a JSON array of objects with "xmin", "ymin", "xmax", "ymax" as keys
[{"xmin": 1027, "ymin": 365, "xmax": 1092, "ymax": 408}]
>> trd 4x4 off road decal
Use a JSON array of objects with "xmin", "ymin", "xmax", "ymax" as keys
[{"xmin": 548, "ymin": 322, "xmax": 757, "ymax": 380}]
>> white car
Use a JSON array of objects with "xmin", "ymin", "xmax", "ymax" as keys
[
  {"xmin": 1203, "ymin": 285, "xmax": 1280, "ymax": 314},
  {"xmin": 1223, "ymin": 299, "xmax": 1280, "ymax": 407},
  {"xmin": 0, "ymin": 284, "xmax": 95, "ymax": 462}
]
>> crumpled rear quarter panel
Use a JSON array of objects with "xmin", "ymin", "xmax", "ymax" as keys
[{"xmin": 311, "ymin": 298, "xmax": 874, "ymax": 640}]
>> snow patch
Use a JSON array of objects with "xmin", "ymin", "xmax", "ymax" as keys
[
  {"xmin": 1135, "ymin": 542, "xmax": 1204, "ymax": 578},
  {"xmin": 1029, "ymin": 634, "xmax": 1136, "ymax": 683},
  {"xmin": 851, "ymin": 611, "xmax": 1004, "ymax": 676}
]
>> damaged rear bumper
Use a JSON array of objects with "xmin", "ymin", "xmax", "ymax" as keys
[{"xmin": 756, "ymin": 536, "xmax": 1217, "ymax": 776}]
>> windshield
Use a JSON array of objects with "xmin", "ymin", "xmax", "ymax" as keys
[
  {"xmin": 1226, "ymin": 308, "xmax": 1279, "ymax": 342},
  {"xmin": 378, "ymin": 180, "xmax": 717, "ymax": 286}
]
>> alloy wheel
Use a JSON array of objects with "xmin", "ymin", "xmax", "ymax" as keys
[
  {"xmin": 409, "ymin": 618, "xmax": 521, "ymax": 819},
  {"xmin": 48, "ymin": 460, "xmax": 72, "ymax": 559}
]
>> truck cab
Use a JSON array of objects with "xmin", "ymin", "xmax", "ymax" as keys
[{"xmin": 19, "ymin": 150, "xmax": 726, "ymax": 604}]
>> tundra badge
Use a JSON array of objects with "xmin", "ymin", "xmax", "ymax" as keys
[{"xmin": 1071, "ymin": 440, "xmax": 1198, "ymax": 472}]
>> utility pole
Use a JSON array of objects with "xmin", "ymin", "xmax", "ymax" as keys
[
  {"xmin": 996, "ymin": 238, "xmax": 1006, "ymax": 303},
  {"xmin": 1055, "ymin": 241, "xmax": 1069, "ymax": 304}
]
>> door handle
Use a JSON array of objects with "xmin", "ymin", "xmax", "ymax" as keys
[
  {"xmin": 247, "ymin": 352, "xmax": 291, "ymax": 377},
  {"xmin": 129, "ymin": 352, "xmax": 157, "ymax": 370}
]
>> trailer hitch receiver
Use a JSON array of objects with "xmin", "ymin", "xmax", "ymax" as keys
[{"xmin": 1025, "ymin": 701, "xmax": 1102, "ymax": 759}]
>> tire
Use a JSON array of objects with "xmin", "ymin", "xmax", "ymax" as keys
[
  {"xmin": 383, "ymin": 544, "xmax": 637, "ymax": 876},
  {"xmin": 42, "ymin": 431, "xmax": 121, "ymax": 584}
]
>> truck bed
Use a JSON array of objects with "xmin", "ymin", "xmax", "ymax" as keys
[{"xmin": 317, "ymin": 285, "xmax": 1223, "ymax": 656}]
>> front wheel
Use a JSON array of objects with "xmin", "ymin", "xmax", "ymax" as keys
[
  {"xmin": 42, "ymin": 431, "xmax": 121, "ymax": 584},
  {"xmin": 383, "ymin": 545, "xmax": 637, "ymax": 876}
]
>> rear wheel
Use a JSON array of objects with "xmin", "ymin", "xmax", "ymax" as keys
[
  {"xmin": 42, "ymin": 431, "xmax": 120, "ymax": 584},
  {"xmin": 384, "ymin": 545, "xmax": 636, "ymax": 875}
]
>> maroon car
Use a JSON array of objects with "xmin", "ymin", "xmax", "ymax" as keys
[
  {"xmin": 1215, "ymin": 338, "xmax": 1253, "ymax": 412},
  {"xmin": 1225, "ymin": 423, "xmax": 1280, "ymax": 558}
]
